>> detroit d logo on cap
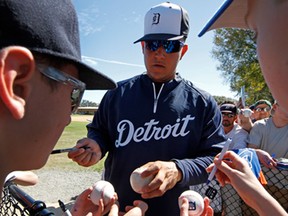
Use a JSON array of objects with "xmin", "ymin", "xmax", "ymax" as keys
[{"xmin": 152, "ymin": 13, "xmax": 160, "ymax": 24}]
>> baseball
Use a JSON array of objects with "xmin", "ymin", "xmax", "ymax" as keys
[
  {"xmin": 130, "ymin": 167, "xmax": 154, "ymax": 194},
  {"xmin": 242, "ymin": 108, "xmax": 253, "ymax": 117},
  {"xmin": 178, "ymin": 190, "xmax": 204, "ymax": 216},
  {"xmin": 90, "ymin": 180, "xmax": 115, "ymax": 206}
]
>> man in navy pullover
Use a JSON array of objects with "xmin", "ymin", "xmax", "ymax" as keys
[{"xmin": 69, "ymin": 2, "xmax": 226, "ymax": 215}]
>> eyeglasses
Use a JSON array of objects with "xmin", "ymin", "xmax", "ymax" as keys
[
  {"xmin": 145, "ymin": 40, "xmax": 185, "ymax": 54},
  {"xmin": 255, "ymin": 107, "xmax": 270, "ymax": 112},
  {"xmin": 221, "ymin": 113, "xmax": 235, "ymax": 118},
  {"xmin": 37, "ymin": 65, "xmax": 86, "ymax": 113}
]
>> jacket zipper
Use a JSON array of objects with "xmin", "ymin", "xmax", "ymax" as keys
[{"xmin": 152, "ymin": 83, "xmax": 164, "ymax": 113}]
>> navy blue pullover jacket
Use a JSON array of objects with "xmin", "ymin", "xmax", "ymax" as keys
[{"xmin": 87, "ymin": 73, "xmax": 226, "ymax": 216}]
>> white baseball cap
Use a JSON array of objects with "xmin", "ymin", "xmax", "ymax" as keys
[
  {"xmin": 198, "ymin": 0, "xmax": 249, "ymax": 37},
  {"xmin": 134, "ymin": 2, "xmax": 189, "ymax": 43}
]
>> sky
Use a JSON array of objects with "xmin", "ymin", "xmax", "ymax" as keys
[{"xmin": 72, "ymin": 0, "xmax": 237, "ymax": 104}]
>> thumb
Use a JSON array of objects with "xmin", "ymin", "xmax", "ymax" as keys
[
  {"xmin": 108, "ymin": 203, "xmax": 119, "ymax": 216},
  {"xmin": 179, "ymin": 197, "xmax": 189, "ymax": 216},
  {"xmin": 133, "ymin": 200, "xmax": 148, "ymax": 213}
]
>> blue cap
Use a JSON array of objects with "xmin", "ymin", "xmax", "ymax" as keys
[{"xmin": 198, "ymin": 0, "xmax": 249, "ymax": 37}]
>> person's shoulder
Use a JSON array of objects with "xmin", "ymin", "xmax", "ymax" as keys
[
  {"xmin": 180, "ymin": 76, "xmax": 214, "ymax": 101},
  {"xmin": 182, "ymin": 80, "xmax": 219, "ymax": 112},
  {"xmin": 103, "ymin": 75, "xmax": 143, "ymax": 99},
  {"xmin": 254, "ymin": 117, "xmax": 270, "ymax": 126},
  {"xmin": 235, "ymin": 124, "xmax": 249, "ymax": 135},
  {"xmin": 250, "ymin": 118, "xmax": 270, "ymax": 132},
  {"xmin": 105, "ymin": 74, "xmax": 144, "ymax": 94},
  {"xmin": 117, "ymin": 74, "xmax": 143, "ymax": 87}
]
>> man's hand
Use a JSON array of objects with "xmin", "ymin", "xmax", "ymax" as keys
[
  {"xmin": 68, "ymin": 137, "xmax": 102, "ymax": 167},
  {"xmin": 139, "ymin": 161, "xmax": 182, "ymax": 199},
  {"xmin": 255, "ymin": 149, "xmax": 277, "ymax": 169}
]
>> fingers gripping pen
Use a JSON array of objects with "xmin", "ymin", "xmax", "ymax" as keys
[
  {"xmin": 51, "ymin": 146, "xmax": 89, "ymax": 154},
  {"xmin": 207, "ymin": 138, "xmax": 232, "ymax": 185}
]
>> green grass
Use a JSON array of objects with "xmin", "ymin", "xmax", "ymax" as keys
[{"xmin": 43, "ymin": 116, "xmax": 105, "ymax": 173}]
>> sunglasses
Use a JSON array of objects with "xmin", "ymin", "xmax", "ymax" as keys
[
  {"xmin": 145, "ymin": 40, "xmax": 184, "ymax": 54},
  {"xmin": 255, "ymin": 107, "xmax": 270, "ymax": 112},
  {"xmin": 37, "ymin": 65, "xmax": 86, "ymax": 113},
  {"xmin": 221, "ymin": 113, "xmax": 235, "ymax": 118}
]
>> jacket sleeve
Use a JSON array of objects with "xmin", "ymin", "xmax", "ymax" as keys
[
  {"xmin": 86, "ymin": 91, "xmax": 113, "ymax": 158},
  {"xmin": 173, "ymin": 95, "xmax": 226, "ymax": 186}
]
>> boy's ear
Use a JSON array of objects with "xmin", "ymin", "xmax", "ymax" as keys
[{"xmin": 0, "ymin": 47, "xmax": 35, "ymax": 119}]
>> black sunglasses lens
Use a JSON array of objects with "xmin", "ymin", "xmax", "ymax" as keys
[
  {"xmin": 222, "ymin": 113, "xmax": 235, "ymax": 118},
  {"xmin": 146, "ymin": 41, "xmax": 183, "ymax": 53},
  {"xmin": 162, "ymin": 41, "xmax": 182, "ymax": 53},
  {"xmin": 146, "ymin": 41, "xmax": 159, "ymax": 51}
]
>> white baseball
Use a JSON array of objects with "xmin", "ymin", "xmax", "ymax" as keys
[
  {"xmin": 130, "ymin": 167, "xmax": 154, "ymax": 194},
  {"xmin": 178, "ymin": 190, "xmax": 204, "ymax": 216},
  {"xmin": 90, "ymin": 180, "xmax": 115, "ymax": 206},
  {"xmin": 242, "ymin": 108, "xmax": 253, "ymax": 117}
]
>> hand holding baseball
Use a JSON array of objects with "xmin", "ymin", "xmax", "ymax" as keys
[
  {"xmin": 178, "ymin": 190, "xmax": 204, "ymax": 216},
  {"xmin": 71, "ymin": 186, "xmax": 116, "ymax": 216},
  {"xmin": 90, "ymin": 180, "xmax": 116, "ymax": 206},
  {"xmin": 131, "ymin": 161, "xmax": 181, "ymax": 199},
  {"xmin": 130, "ymin": 166, "xmax": 154, "ymax": 194},
  {"xmin": 179, "ymin": 195, "xmax": 213, "ymax": 216}
]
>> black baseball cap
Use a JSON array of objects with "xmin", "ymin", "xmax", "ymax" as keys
[
  {"xmin": 134, "ymin": 2, "xmax": 189, "ymax": 43},
  {"xmin": 0, "ymin": 0, "xmax": 116, "ymax": 90},
  {"xmin": 220, "ymin": 103, "xmax": 237, "ymax": 114}
]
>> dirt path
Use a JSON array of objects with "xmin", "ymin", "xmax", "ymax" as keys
[
  {"xmin": 19, "ymin": 169, "xmax": 102, "ymax": 214},
  {"xmin": 71, "ymin": 114, "xmax": 94, "ymax": 122}
]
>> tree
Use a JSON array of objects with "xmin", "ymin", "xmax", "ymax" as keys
[
  {"xmin": 213, "ymin": 95, "xmax": 236, "ymax": 105},
  {"xmin": 212, "ymin": 28, "xmax": 273, "ymax": 106}
]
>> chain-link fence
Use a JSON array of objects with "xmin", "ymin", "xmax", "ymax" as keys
[
  {"xmin": 2, "ymin": 167, "xmax": 287, "ymax": 215},
  {"xmin": 1, "ymin": 182, "xmax": 54, "ymax": 216},
  {"xmin": 0, "ymin": 185, "xmax": 28, "ymax": 216},
  {"xmin": 191, "ymin": 166, "xmax": 288, "ymax": 215}
]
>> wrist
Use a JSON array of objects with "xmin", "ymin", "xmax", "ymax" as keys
[
  {"xmin": 176, "ymin": 169, "xmax": 183, "ymax": 182},
  {"xmin": 171, "ymin": 161, "xmax": 182, "ymax": 182}
]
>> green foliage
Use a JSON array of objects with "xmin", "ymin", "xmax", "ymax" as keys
[
  {"xmin": 213, "ymin": 95, "xmax": 237, "ymax": 105},
  {"xmin": 212, "ymin": 28, "xmax": 273, "ymax": 105}
]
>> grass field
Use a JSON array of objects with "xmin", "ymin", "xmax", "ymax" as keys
[{"xmin": 43, "ymin": 115, "xmax": 105, "ymax": 173}]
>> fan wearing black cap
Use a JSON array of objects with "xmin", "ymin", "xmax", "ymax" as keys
[
  {"xmin": 200, "ymin": 1, "xmax": 288, "ymax": 215},
  {"xmin": 220, "ymin": 102, "xmax": 248, "ymax": 149},
  {"xmin": 68, "ymin": 2, "xmax": 224, "ymax": 216},
  {"xmin": 0, "ymin": 0, "xmax": 120, "ymax": 214}
]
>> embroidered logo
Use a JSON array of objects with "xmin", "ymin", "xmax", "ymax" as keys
[
  {"xmin": 115, "ymin": 115, "xmax": 195, "ymax": 147},
  {"xmin": 152, "ymin": 13, "xmax": 160, "ymax": 25}
]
